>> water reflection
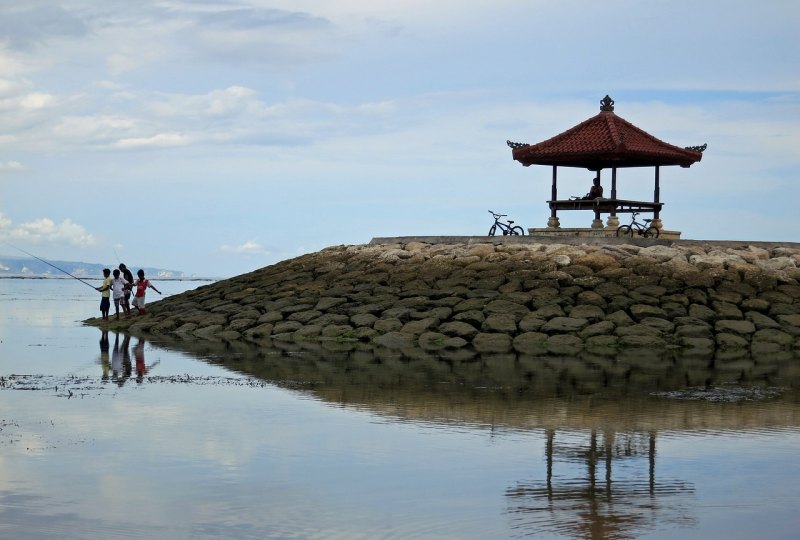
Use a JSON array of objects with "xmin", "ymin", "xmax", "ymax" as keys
[
  {"xmin": 110, "ymin": 333, "xmax": 132, "ymax": 386},
  {"xmin": 99, "ymin": 330, "xmax": 110, "ymax": 381},
  {"xmin": 3, "ymin": 306, "xmax": 800, "ymax": 540},
  {"xmin": 130, "ymin": 337, "xmax": 799, "ymax": 538},
  {"xmin": 133, "ymin": 338, "xmax": 159, "ymax": 382},
  {"xmin": 141, "ymin": 337, "xmax": 800, "ymax": 422},
  {"xmin": 506, "ymin": 429, "xmax": 696, "ymax": 539},
  {"xmin": 101, "ymin": 333, "xmax": 162, "ymax": 386},
  {"xmin": 120, "ymin": 336, "xmax": 800, "ymax": 539}
]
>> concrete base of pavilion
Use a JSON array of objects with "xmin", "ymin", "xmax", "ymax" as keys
[{"xmin": 527, "ymin": 227, "xmax": 681, "ymax": 240}]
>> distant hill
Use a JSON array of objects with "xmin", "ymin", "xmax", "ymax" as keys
[{"xmin": 0, "ymin": 254, "xmax": 191, "ymax": 280}]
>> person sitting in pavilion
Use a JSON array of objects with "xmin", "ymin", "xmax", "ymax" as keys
[{"xmin": 582, "ymin": 176, "xmax": 603, "ymax": 199}]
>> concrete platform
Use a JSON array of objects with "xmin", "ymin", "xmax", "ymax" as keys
[
  {"xmin": 368, "ymin": 236, "xmax": 800, "ymax": 250},
  {"xmin": 527, "ymin": 227, "xmax": 681, "ymax": 240}
]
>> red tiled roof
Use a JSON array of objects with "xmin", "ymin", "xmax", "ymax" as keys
[{"xmin": 511, "ymin": 110, "xmax": 703, "ymax": 170}]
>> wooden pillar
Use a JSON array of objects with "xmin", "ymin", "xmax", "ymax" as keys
[
  {"xmin": 547, "ymin": 166, "xmax": 560, "ymax": 228},
  {"xmin": 611, "ymin": 168, "xmax": 618, "ymax": 205},
  {"xmin": 590, "ymin": 169, "xmax": 603, "ymax": 228},
  {"xmin": 605, "ymin": 168, "xmax": 620, "ymax": 228},
  {"xmin": 654, "ymin": 166, "xmax": 661, "ymax": 220},
  {"xmin": 651, "ymin": 166, "xmax": 663, "ymax": 230}
]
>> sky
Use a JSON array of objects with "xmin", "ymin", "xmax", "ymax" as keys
[{"xmin": 0, "ymin": 0, "xmax": 798, "ymax": 278}]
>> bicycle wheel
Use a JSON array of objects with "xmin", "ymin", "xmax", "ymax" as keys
[
  {"xmin": 488, "ymin": 225, "xmax": 497, "ymax": 236},
  {"xmin": 644, "ymin": 226, "xmax": 660, "ymax": 238},
  {"xmin": 616, "ymin": 225, "xmax": 633, "ymax": 238},
  {"xmin": 511, "ymin": 226, "xmax": 524, "ymax": 236}
]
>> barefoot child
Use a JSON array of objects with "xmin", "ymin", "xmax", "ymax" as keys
[
  {"xmin": 111, "ymin": 269, "xmax": 127, "ymax": 320},
  {"xmin": 131, "ymin": 269, "xmax": 161, "ymax": 315},
  {"xmin": 118, "ymin": 263, "xmax": 134, "ymax": 317},
  {"xmin": 95, "ymin": 268, "xmax": 112, "ymax": 320}
]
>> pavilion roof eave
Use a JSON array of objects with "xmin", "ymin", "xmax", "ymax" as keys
[{"xmin": 513, "ymin": 152, "xmax": 702, "ymax": 170}]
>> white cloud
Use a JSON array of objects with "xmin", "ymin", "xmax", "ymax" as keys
[
  {"xmin": 114, "ymin": 132, "xmax": 191, "ymax": 149},
  {"xmin": 0, "ymin": 84, "xmax": 59, "ymax": 113},
  {"xmin": 0, "ymin": 48, "xmax": 27, "ymax": 76},
  {"xmin": 0, "ymin": 77, "xmax": 27, "ymax": 98},
  {"xmin": 0, "ymin": 78, "xmax": 403, "ymax": 151},
  {"xmin": 0, "ymin": 212, "xmax": 95, "ymax": 247},
  {"xmin": 92, "ymin": 79, "xmax": 128, "ymax": 90},
  {"xmin": 0, "ymin": 160, "xmax": 25, "ymax": 173},
  {"xmin": 105, "ymin": 46, "xmax": 167, "ymax": 76},
  {"xmin": 19, "ymin": 92, "xmax": 55, "ymax": 109},
  {"xmin": 146, "ymin": 86, "xmax": 260, "ymax": 119},
  {"xmin": 220, "ymin": 241, "xmax": 270, "ymax": 257},
  {"xmin": 47, "ymin": 114, "xmax": 140, "ymax": 147}
]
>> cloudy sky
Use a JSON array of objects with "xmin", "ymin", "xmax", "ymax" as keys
[{"xmin": 0, "ymin": 1, "xmax": 798, "ymax": 277}]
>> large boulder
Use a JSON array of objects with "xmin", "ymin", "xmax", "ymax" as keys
[{"xmin": 472, "ymin": 333, "xmax": 513, "ymax": 353}]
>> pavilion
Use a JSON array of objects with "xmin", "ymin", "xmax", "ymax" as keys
[{"xmin": 508, "ymin": 95, "xmax": 705, "ymax": 238}]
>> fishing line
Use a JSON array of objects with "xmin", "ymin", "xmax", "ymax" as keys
[{"xmin": 4, "ymin": 243, "xmax": 99, "ymax": 290}]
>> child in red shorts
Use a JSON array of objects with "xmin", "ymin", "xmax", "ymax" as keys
[{"xmin": 131, "ymin": 269, "xmax": 162, "ymax": 315}]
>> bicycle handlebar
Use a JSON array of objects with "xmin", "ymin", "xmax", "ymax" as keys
[{"xmin": 488, "ymin": 210, "xmax": 507, "ymax": 218}]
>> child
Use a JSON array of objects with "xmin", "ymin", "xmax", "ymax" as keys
[
  {"xmin": 111, "ymin": 269, "xmax": 127, "ymax": 320},
  {"xmin": 118, "ymin": 263, "xmax": 134, "ymax": 316},
  {"xmin": 95, "ymin": 268, "xmax": 112, "ymax": 320},
  {"xmin": 131, "ymin": 269, "xmax": 162, "ymax": 315}
]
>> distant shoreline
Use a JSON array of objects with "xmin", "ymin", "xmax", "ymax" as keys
[{"xmin": 0, "ymin": 276, "xmax": 218, "ymax": 282}]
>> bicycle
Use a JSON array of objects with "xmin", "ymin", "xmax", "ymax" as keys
[
  {"xmin": 488, "ymin": 210, "xmax": 525, "ymax": 236},
  {"xmin": 616, "ymin": 212, "xmax": 660, "ymax": 238}
]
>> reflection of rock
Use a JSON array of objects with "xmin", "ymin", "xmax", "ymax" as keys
[
  {"xmin": 88, "ymin": 240, "xmax": 800, "ymax": 354},
  {"xmin": 140, "ymin": 337, "xmax": 800, "ymax": 434}
]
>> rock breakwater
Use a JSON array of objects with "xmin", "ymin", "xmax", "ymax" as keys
[{"xmin": 89, "ymin": 239, "xmax": 800, "ymax": 356}]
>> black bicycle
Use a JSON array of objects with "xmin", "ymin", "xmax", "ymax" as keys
[
  {"xmin": 488, "ymin": 210, "xmax": 524, "ymax": 236},
  {"xmin": 616, "ymin": 212, "xmax": 660, "ymax": 238}
]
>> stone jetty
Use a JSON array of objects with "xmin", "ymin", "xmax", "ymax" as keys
[{"xmin": 88, "ymin": 238, "xmax": 800, "ymax": 356}]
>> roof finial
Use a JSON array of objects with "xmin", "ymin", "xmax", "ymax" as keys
[{"xmin": 600, "ymin": 95, "xmax": 615, "ymax": 112}]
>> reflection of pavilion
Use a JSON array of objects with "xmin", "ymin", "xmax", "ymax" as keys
[{"xmin": 506, "ymin": 429, "xmax": 696, "ymax": 540}]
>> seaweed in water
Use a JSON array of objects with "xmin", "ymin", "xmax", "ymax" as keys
[{"xmin": 651, "ymin": 385, "xmax": 784, "ymax": 402}]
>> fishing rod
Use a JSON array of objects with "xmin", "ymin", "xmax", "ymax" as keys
[{"xmin": 5, "ymin": 243, "xmax": 99, "ymax": 290}]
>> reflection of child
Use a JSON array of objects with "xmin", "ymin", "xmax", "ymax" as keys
[
  {"xmin": 132, "ymin": 339, "xmax": 160, "ymax": 384},
  {"xmin": 122, "ymin": 335, "xmax": 132, "ymax": 380},
  {"xmin": 111, "ymin": 335, "xmax": 121, "ymax": 379},
  {"xmin": 131, "ymin": 269, "xmax": 161, "ymax": 315},
  {"xmin": 112, "ymin": 333, "xmax": 132, "ymax": 387},
  {"xmin": 133, "ymin": 339, "xmax": 148, "ymax": 382},
  {"xmin": 96, "ymin": 268, "xmax": 112, "ymax": 320},
  {"xmin": 100, "ymin": 329, "xmax": 110, "ymax": 381}
]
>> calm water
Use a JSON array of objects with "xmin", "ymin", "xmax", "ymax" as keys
[{"xmin": 1, "ymin": 278, "xmax": 799, "ymax": 539}]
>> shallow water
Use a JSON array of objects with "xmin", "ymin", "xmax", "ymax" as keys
[{"xmin": 1, "ymin": 279, "xmax": 799, "ymax": 539}]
